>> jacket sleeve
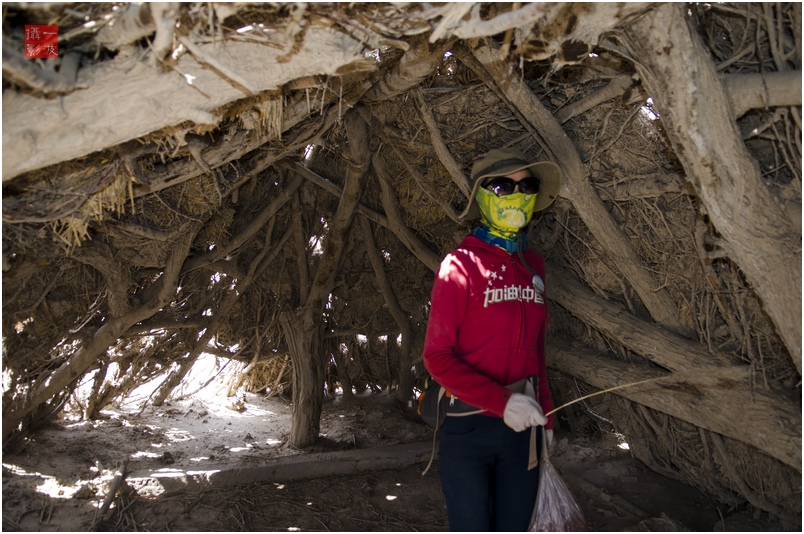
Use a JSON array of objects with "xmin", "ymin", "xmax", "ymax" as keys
[{"xmin": 423, "ymin": 253, "xmax": 513, "ymax": 417}]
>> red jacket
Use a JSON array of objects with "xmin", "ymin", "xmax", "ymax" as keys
[{"xmin": 423, "ymin": 234, "xmax": 554, "ymax": 428}]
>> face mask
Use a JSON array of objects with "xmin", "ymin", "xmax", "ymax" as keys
[{"xmin": 475, "ymin": 187, "xmax": 537, "ymax": 232}]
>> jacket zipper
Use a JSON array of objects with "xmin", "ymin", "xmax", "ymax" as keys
[{"xmin": 514, "ymin": 257, "xmax": 524, "ymax": 367}]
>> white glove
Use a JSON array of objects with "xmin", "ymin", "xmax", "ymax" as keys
[{"xmin": 503, "ymin": 393, "xmax": 547, "ymax": 432}]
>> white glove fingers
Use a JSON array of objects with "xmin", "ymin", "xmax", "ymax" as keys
[{"xmin": 503, "ymin": 392, "xmax": 546, "ymax": 432}]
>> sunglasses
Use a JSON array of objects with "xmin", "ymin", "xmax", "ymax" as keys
[{"xmin": 483, "ymin": 176, "xmax": 541, "ymax": 196}]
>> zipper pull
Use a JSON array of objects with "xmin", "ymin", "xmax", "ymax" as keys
[{"xmin": 449, "ymin": 396, "xmax": 455, "ymax": 407}]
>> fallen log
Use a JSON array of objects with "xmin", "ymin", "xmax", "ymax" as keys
[
  {"xmin": 546, "ymin": 260, "xmax": 732, "ymax": 371},
  {"xmin": 128, "ymin": 442, "xmax": 433, "ymax": 494},
  {"xmin": 547, "ymin": 338, "xmax": 801, "ymax": 471}
]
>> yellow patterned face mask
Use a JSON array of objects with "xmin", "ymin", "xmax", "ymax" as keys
[{"xmin": 475, "ymin": 187, "xmax": 538, "ymax": 232}]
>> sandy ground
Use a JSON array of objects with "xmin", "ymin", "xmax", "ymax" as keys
[{"xmin": 2, "ymin": 387, "xmax": 791, "ymax": 532}]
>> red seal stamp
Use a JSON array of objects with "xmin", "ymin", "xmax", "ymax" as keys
[{"xmin": 25, "ymin": 25, "xmax": 58, "ymax": 59}]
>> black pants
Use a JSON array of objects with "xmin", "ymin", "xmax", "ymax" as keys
[{"xmin": 438, "ymin": 414, "xmax": 542, "ymax": 532}]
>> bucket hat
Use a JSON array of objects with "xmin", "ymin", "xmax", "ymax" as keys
[{"xmin": 460, "ymin": 148, "xmax": 562, "ymax": 221}]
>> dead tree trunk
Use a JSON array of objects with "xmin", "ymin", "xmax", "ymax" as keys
[
  {"xmin": 280, "ymin": 110, "xmax": 369, "ymax": 448},
  {"xmin": 619, "ymin": 3, "xmax": 802, "ymax": 374},
  {"xmin": 292, "ymin": 192, "xmax": 311, "ymax": 305},
  {"xmin": 278, "ymin": 311, "xmax": 324, "ymax": 445},
  {"xmin": 359, "ymin": 216, "xmax": 414, "ymax": 403},
  {"xmin": 151, "ymin": 351, "xmax": 202, "ymax": 407},
  {"xmin": 332, "ymin": 340, "xmax": 354, "ymax": 398}
]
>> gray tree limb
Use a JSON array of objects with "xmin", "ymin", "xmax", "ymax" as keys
[
  {"xmin": 724, "ymin": 71, "xmax": 802, "ymax": 118},
  {"xmin": 288, "ymin": 156, "xmax": 442, "ymax": 274},
  {"xmin": 595, "ymin": 173, "xmax": 684, "ymax": 201},
  {"xmin": 181, "ymin": 174, "xmax": 303, "ymax": 274},
  {"xmin": 152, "ymin": 228, "xmax": 290, "ymax": 407},
  {"xmin": 3, "ymin": 26, "xmax": 367, "ymax": 182},
  {"xmin": 372, "ymin": 153, "xmax": 443, "ymax": 273},
  {"xmin": 307, "ymin": 112, "xmax": 368, "ymax": 317},
  {"xmin": 283, "ymin": 162, "xmax": 388, "ymax": 228},
  {"xmin": 363, "ymin": 36, "xmax": 454, "ymax": 102},
  {"xmin": 2, "ymin": 45, "xmax": 84, "ymax": 94},
  {"xmin": 95, "ymin": 3, "xmax": 155, "ymax": 50},
  {"xmin": 292, "ymin": 193, "xmax": 311, "ymax": 305},
  {"xmin": 412, "ymin": 87, "xmax": 472, "ymax": 198},
  {"xmin": 555, "ymin": 76, "xmax": 632, "ymax": 124}
]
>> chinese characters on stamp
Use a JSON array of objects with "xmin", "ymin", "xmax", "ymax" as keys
[{"xmin": 25, "ymin": 25, "xmax": 58, "ymax": 59}]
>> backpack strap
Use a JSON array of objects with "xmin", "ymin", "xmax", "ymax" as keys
[{"xmin": 421, "ymin": 386, "xmax": 446, "ymax": 476}]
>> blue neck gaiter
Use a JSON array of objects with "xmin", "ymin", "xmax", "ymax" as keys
[{"xmin": 471, "ymin": 221, "xmax": 527, "ymax": 254}]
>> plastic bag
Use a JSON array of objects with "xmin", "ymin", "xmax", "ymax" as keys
[{"xmin": 528, "ymin": 434, "xmax": 586, "ymax": 532}]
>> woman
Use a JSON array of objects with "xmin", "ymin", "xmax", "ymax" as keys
[{"xmin": 423, "ymin": 147, "xmax": 562, "ymax": 531}]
